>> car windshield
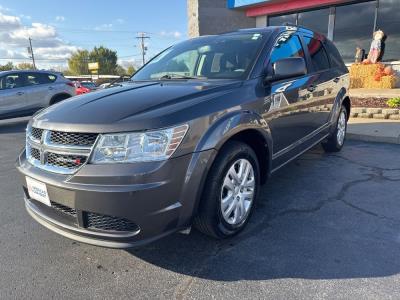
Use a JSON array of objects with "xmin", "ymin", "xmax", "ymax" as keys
[{"xmin": 132, "ymin": 32, "xmax": 267, "ymax": 81}]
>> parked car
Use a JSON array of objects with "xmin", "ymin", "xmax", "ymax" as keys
[
  {"xmin": 98, "ymin": 83, "xmax": 111, "ymax": 89},
  {"xmin": 81, "ymin": 81, "xmax": 98, "ymax": 91},
  {"xmin": 17, "ymin": 26, "xmax": 350, "ymax": 248},
  {"xmin": 73, "ymin": 81, "xmax": 91, "ymax": 95},
  {"xmin": 73, "ymin": 81, "xmax": 98, "ymax": 95},
  {"xmin": 0, "ymin": 70, "xmax": 75, "ymax": 119}
]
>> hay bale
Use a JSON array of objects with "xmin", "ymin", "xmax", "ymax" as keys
[
  {"xmin": 349, "ymin": 63, "xmax": 397, "ymax": 89},
  {"xmin": 364, "ymin": 75, "xmax": 396, "ymax": 89}
]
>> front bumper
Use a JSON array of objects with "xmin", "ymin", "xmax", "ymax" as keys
[{"xmin": 16, "ymin": 149, "xmax": 216, "ymax": 248}]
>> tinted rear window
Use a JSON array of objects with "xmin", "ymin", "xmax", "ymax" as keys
[
  {"xmin": 324, "ymin": 40, "xmax": 347, "ymax": 70},
  {"xmin": 303, "ymin": 37, "xmax": 330, "ymax": 72}
]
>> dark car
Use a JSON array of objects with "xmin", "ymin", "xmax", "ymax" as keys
[{"xmin": 16, "ymin": 26, "xmax": 350, "ymax": 248}]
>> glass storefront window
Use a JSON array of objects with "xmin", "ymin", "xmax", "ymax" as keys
[
  {"xmin": 268, "ymin": 13, "xmax": 297, "ymax": 26},
  {"xmin": 298, "ymin": 8, "xmax": 329, "ymax": 37},
  {"xmin": 333, "ymin": 1, "xmax": 376, "ymax": 62},
  {"xmin": 377, "ymin": 0, "xmax": 400, "ymax": 61}
]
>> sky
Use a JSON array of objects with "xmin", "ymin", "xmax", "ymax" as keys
[{"xmin": 0, "ymin": 0, "xmax": 188, "ymax": 70}]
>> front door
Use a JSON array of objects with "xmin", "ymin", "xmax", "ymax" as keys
[
  {"xmin": 0, "ymin": 73, "xmax": 27, "ymax": 118},
  {"xmin": 262, "ymin": 32, "xmax": 315, "ymax": 163}
]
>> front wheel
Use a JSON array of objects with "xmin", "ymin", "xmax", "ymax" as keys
[
  {"xmin": 322, "ymin": 105, "xmax": 348, "ymax": 152},
  {"xmin": 194, "ymin": 141, "xmax": 260, "ymax": 239}
]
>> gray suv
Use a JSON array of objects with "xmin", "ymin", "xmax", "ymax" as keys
[
  {"xmin": 0, "ymin": 70, "xmax": 75, "ymax": 119},
  {"xmin": 16, "ymin": 26, "xmax": 350, "ymax": 248}
]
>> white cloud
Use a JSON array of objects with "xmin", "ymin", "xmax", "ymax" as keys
[
  {"xmin": 55, "ymin": 15, "xmax": 65, "ymax": 22},
  {"xmin": 19, "ymin": 14, "xmax": 31, "ymax": 20},
  {"xmin": 118, "ymin": 58, "xmax": 140, "ymax": 69},
  {"xmin": 0, "ymin": 5, "xmax": 11, "ymax": 12},
  {"xmin": 0, "ymin": 11, "xmax": 79, "ymax": 68},
  {"xmin": 159, "ymin": 30, "xmax": 182, "ymax": 39},
  {"xmin": 94, "ymin": 23, "xmax": 113, "ymax": 31}
]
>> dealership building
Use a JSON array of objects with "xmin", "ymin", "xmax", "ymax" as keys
[{"xmin": 188, "ymin": 0, "xmax": 399, "ymax": 63}]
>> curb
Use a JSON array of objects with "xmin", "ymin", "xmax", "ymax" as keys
[
  {"xmin": 350, "ymin": 107, "xmax": 400, "ymax": 120},
  {"xmin": 346, "ymin": 132, "xmax": 400, "ymax": 145}
]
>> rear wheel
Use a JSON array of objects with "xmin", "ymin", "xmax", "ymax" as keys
[
  {"xmin": 194, "ymin": 141, "xmax": 259, "ymax": 239},
  {"xmin": 322, "ymin": 105, "xmax": 348, "ymax": 152},
  {"xmin": 50, "ymin": 94, "xmax": 71, "ymax": 105}
]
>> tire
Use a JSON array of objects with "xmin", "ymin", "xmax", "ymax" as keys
[
  {"xmin": 322, "ymin": 105, "xmax": 348, "ymax": 152},
  {"xmin": 50, "ymin": 94, "xmax": 71, "ymax": 105},
  {"xmin": 194, "ymin": 141, "xmax": 260, "ymax": 239}
]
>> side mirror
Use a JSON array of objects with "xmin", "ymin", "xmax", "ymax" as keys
[{"xmin": 265, "ymin": 57, "xmax": 307, "ymax": 82}]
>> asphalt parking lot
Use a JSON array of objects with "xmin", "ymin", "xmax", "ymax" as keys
[{"xmin": 1, "ymin": 117, "xmax": 400, "ymax": 299}]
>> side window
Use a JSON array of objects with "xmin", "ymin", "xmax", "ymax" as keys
[
  {"xmin": 324, "ymin": 41, "xmax": 346, "ymax": 70},
  {"xmin": 0, "ymin": 74, "xmax": 24, "ymax": 90},
  {"xmin": 270, "ymin": 33, "xmax": 305, "ymax": 64},
  {"xmin": 26, "ymin": 73, "xmax": 41, "ymax": 86},
  {"xmin": 44, "ymin": 73, "xmax": 57, "ymax": 83},
  {"xmin": 303, "ymin": 37, "xmax": 330, "ymax": 72}
]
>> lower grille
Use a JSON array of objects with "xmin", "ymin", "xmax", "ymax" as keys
[
  {"xmin": 46, "ymin": 153, "xmax": 87, "ymax": 169},
  {"xmin": 50, "ymin": 201, "xmax": 77, "ymax": 217},
  {"xmin": 30, "ymin": 147, "xmax": 41, "ymax": 161},
  {"xmin": 87, "ymin": 213, "xmax": 139, "ymax": 232}
]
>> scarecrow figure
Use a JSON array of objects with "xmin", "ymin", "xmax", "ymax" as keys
[{"xmin": 368, "ymin": 30, "xmax": 385, "ymax": 64}]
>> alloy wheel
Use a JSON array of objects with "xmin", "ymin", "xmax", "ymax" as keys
[{"xmin": 220, "ymin": 158, "xmax": 255, "ymax": 225}]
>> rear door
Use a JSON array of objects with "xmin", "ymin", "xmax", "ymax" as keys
[
  {"xmin": 23, "ymin": 72, "xmax": 53, "ymax": 109},
  {"xmin": 0, "ymin": 73, "xmax": 27, "ymax": 117},
  {"xmin": 262, "ymin": 31, "xmax": 315, "ymax": 157},
  {"xmin": 301, "ymin": 34, "xmax": 336, "ymax": 129}
]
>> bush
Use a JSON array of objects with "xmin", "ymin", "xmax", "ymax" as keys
[{"xmin": 387, "ymin": 97, "xmax": 400, "ymax": 108}]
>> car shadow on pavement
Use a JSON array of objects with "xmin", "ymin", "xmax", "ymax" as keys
[
  {"xmin": 127, "ymin": 143, "xmax": 400, "ymax": 282},
  {"xmin": 0, "ymin": 118, "xmax": 29, "ymax": 134}
]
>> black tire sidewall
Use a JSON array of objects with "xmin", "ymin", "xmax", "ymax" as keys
[{"xmin": 210, "ymin": 143, "xmax": 260, "ymax": 237}]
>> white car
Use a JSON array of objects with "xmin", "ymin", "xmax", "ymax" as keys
[{"xmin": 0, "ymin": 70, "xmax": 76, "ymax": 120}]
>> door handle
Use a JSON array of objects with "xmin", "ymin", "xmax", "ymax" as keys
[
  {"xmin": 307, "ymin": 85, "xmax": 316, "ymax": 92},
  {"xmin": 333, "ymin": 77, "xmax": 340, "ymax": 83},
  {"xmin": 16, "ymin": 91, "xmax": 24, "ymax": 96}
]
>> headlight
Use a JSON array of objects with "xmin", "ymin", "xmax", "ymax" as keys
[{"xmin": 90, "ymin": 124, "xmax": 188, "ymax": 163}]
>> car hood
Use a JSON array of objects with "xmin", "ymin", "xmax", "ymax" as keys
[{"xmin": 32, "ymin": 80, "xmax": 243, "ymax": 133}]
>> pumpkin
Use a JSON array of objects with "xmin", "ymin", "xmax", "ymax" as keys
[{"xmin": 384, "ymin": 66, "xmax": 393, "ymax": 75}]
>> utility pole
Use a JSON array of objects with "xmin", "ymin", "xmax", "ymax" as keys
[
  {"xmin": 136, "ymin": 32, "xmax": 150, "ymax": 66},
  {"xmin": 28, "ymin": 37, "xmax": 36, "ymax": 69}
]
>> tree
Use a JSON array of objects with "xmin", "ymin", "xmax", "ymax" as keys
[
  {"xmin": 16, "ymin": 62, "xmax": 34, "ymax": 70},
  {"xmin": 67, "ymin": 46, "xmax": 119, "ymax": 75},
  {"xmin": 89, "ymin": 46, "xmax": 118, "ymax": 75},
  {"xmin": 115, "ymin": 65, "xmax": 127, "ymax": 76},
  {"xmin": 68, "ymin": 49, "xmax": 90, "ymax": 75},
  {"xmin": 126, "ymin": 64, "xmax": 136, "ymax": 75},
  {"xmin": 0, "ymin": 62, "xmax": 14, "ymax": 71}
]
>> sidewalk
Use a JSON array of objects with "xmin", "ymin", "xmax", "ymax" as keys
[{"xmin": 347, "ymin": 118, "xmax": 400, "ymax": 144}]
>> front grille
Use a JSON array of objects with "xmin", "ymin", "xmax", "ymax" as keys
[
  {"xmin": 31, "ymin": 127, "xmax": 43, "ymax": 141},
  {"xmin": 87, "ymin": 213, "xmax": 139, "ymax": 232},
  {"xmin": 30, "ymin": 147, "xmax": 41, "ymax": 161},
  {"xmin": 27, "ymin": 127, "xmax": 97, "ymax": 174},
  {"xmin": 47, "ymin": 153, "xmax": 87, "ymax": 169},
  {"xmin": 50, "ymin": 201, "xmax": 77, "ymax": 217},
  {"xmin": 50, "ymin": 131, "xmax": 98, "ymax": 147}
]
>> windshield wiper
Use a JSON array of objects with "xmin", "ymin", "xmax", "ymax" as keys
[{"xmin": 158, "ymin": 74, "xmax": 206, "ymax": 80}]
